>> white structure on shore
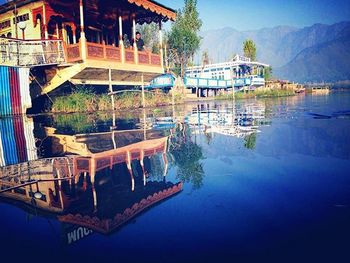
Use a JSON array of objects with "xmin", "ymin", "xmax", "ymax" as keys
[{"xmin": 185, "ymin": 54, "xmax": 269, "ymax": 88}]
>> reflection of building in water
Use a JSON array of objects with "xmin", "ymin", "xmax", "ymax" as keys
[
  {"xmin": 186, "ymin": 103, "xmax": 269, "ymax": 138},
  {"xmin": 0, "ymin": 129, "xmax": 182, "ymax": 238},
  {"xmin": 45, "ymin": 128, "xmax": 170, "ymax": 188},
  {"xmin": 0, "ymin": 116, "xmax": 37, "ymax": 166}
]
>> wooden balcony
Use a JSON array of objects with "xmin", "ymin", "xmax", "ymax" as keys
[
  {"xmin": 65, "ymin": 41, "xmax": 162, "ymax": 68},
  {"xmin": 42, "ymin": 40, "xmax": 164, "ymax": 94}
]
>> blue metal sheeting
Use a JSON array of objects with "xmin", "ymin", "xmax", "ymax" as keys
[
  {"xmin": 0, "ymin": 118, "xmax": 18, "ymax": 165},
  {"xmin": 0, "ymin": 65, "xmax": 31, "ymax": 116},
  {"xmin": 0, "ymin": 117, "xmax": 38, "ymax": 167},
  {"xmin": 0, "ymin": 66, "xmax": 12, "ymax": 116}
]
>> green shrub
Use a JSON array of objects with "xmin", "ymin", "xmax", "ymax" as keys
[{"xmin": 52, "ymin": 89, "xmax": 184, "ymax": 113}]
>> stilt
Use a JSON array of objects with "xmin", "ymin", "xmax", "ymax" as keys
[
  {"xmin": 141, "ymin": 74, "xmax": 145, "ymax": 108},
  {"xmin": 126, "ymin": 151, "xmax": 135, "ymax": 191},
  {"xmin": 143, "ymin": 108, "xmax": 147, "ymax": 140},
  {"xmin": 108, "ymin": 68, "xmax": 117, "ymax": 130},
  {"xmin": 92, "ymin": 186, "xmax": 97, "ymax": 211}
]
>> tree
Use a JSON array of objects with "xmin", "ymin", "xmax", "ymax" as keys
[
  {"xmin": 167, "ymin": 0, "xmax": 202, "ymax": 77},
  {"xmin": 243, "ymin": 39, "xmax": 257, "ymax": 61},
  {"xmin": 244, "ymin": 133, "xmax": 257, "ymax": 150},
  {"xmin": 169, "ymin": 123, "xmax": 205, "ymax": 190},
  {"xmin": 202, "ymin": 50, "xmax": 209, "ymax": 65},
  {"xmin": 137, "ymin": 23, "xmax": 160, "ymax": 53},
  {"xmin": 264, "ymin": 66, "xmax": 273, "ymax": 80}
]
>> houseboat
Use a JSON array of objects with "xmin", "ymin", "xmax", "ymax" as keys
[
  {"xmin": 0, "ymin": 0, "xmax": 176, "ymax": 100},
  {"xmin": 185, "ymin": 54, "xmax": 269, "ymax": 92}
]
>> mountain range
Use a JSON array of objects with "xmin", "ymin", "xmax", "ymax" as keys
[{"xmin": 198, "ymin": 21, "xmax": 350, "ymax": 83}]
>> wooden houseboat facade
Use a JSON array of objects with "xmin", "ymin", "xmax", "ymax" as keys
[{"xmin": 0, "ymin": 0, "xmax": 176, "ymax": 96}]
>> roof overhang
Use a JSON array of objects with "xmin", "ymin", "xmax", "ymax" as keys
[
  {"xmin": 0, "ymin": 0, "xmax": 39, "ymax": 15},
  {"xmin": 128, "ymin": 0, "xmax": 176, "ymax": 21}
]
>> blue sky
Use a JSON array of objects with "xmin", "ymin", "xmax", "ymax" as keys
[
  {"xmin": 161, "ymin": 0, "xmax": 350, "ymax": 31},
  {"xmin": 1, "ymin": 0, "xmax": 349, "ymax": 31}
]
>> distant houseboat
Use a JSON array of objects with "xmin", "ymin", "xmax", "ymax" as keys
[{"xmin": 185, "ymin": 54, "xmax": 269, "ymax": 89}]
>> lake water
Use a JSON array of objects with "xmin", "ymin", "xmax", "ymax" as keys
[{"xmin": 1, "ymin": 92, "xmax": 350, "ymax": 262}]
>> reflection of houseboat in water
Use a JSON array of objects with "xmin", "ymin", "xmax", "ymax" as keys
[
  {"xmin": 310, "ymin": 86, "xmax": 331, "ymax": 95},
  {"xmin": 186, "ymin": 103, "xmax": 270, "ymax": 138},
  {"xmin": 0, "ymin": 120, "xmax": 182, "ymax": 240}
]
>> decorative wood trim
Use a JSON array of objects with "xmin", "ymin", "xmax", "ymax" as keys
[
  {"xmin": 31, "ymin": 6, "xmax": 44, "ymax": 28},
  {"xmin": 58, "ymin": 182, "xmax": 183, "ymax": 234},
  {"xmin": 66, "ymin": 43, "xmax": 82, "ymax": 63},
  {"xmin": 138, "ymin": 51, "xmax": 150, "ymax": 64},
  {"xmin": 125, "ymin": 49, "xmax": 135, "ymax": 63},
  {"xmin": 128, "ymin": 0, "xmax": 176, "ymax": 21}
]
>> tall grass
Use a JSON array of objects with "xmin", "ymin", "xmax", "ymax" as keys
[
  {"xmin": 216, "ymin": 88, "xmax": 295, "ymax": 100},
  {"xmin": 51, "ymin": 89, "xmax": 183, "ymax": 113}
]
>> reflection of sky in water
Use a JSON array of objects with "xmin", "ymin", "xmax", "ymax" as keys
[{"xmin": 1, "ymin": 92, "xmax": 350, "ymax": 262}]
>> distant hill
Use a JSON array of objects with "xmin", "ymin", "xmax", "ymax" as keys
[
  {"xmin": 274, "ymin": 30, "xmax": 350, "ymax": 83},
  {"xmin": 198, "ymin": 21, "xmax": 350, "ymax": 83}
]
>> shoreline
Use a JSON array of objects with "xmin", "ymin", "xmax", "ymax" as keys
[{"xmin": 48, "ymin": 88, "xmax": 297, "ymax": 114}]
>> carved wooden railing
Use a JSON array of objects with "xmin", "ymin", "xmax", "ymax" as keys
[
  {"xmin": 124, "ymin": 48, "xmax": 135, "ymax": 63},
  {"xmin": 64, "ymin": 41, "xmax": 161, "ymax": 67},
  {"xmin": 86, "ymin": 42, "xmax": 104, "ymax": 59},
  {"xmin": 139, "ymin": 51, "xmax": 161, "ymax": 66},
  {"xmin": 86, "ymin": 42, "xmax": 122, "ymax": 62},
  {"xmin": 138, "ymin": 51, "xmax": 150, "ymax": 64},
  {"xmin": 105, "ymin": 45, "xmax": 121, "ymax": 61},
  {"xmin": 65, "ymin": 43, "xmax": 81, "ymax": 63},
  {"xmin": 151, "ymin": 54, "xmax": 161, "ymax": 66}
]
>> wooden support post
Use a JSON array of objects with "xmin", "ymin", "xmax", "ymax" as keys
[
  {"xmin": 55, "ymin": 23, "xmax": 59, "ymax": 39},
  {"xmin": 79, "ymin": 0, "xmax": 87, "ymax": 61},
  {"xmin": 162, "ymin": 152, "xmax": 168, "ymax": 177},
  {"xmin": 108, "ymin": 68, "xmax": 115, "ymax": 113},
  {"xmin": 143, "ymin": 108, "xmax": 147, "ymax": 140},
  {"xmin": 43, "ymin": 5, "xmax": 48, "ymax": 39},
  {"xmin": 141, "ymin": 74, "xmax": 145, "ymax": 108},
  {"xmin": 126, "ymin": 151, "xmax": 135, "ymax": 191},
  {"xmin": 72, "ymin": 25, "xmax": 77, "ymax": 44},
  {"xmin": 62, "ymin": 24, "xmax": 67, "ymax": 44},
  {"xmin": 132, "ymin": 15, "xmax": 138, "ymax": 64},
  {"xmin": 118, "ymin": 15, "xmax": 125, "ymax": 63},
  {"xmin": 140, "ymin": 150, "xmax": 146, "ymax": 186},
  {"xmin": 92, "ymin": 186, "xmax": 97, "ymax": 210},
  {"xmin": 159, "ymin": 21, "xmax": 164, "ymax": 69},
  {"xmin": 164, "ymin": 42, "xmax": 168, "ymax": 72}
]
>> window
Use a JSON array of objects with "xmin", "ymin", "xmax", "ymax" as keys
[
  {"xmin": 0, "ymin": 19, "xmax": 11, "ymax": 30},
  {"xmin": 13, "ymin": 13, "xmax": 29, "ymax": 24}
]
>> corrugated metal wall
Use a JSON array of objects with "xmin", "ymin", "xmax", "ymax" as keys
[
  {"xmin": 0, "ymin": 117, "xmax": 38, "ymax": 167},
  {"xmin": 0, "ymin": 65, "xmax": 31, "ymax": 116}
]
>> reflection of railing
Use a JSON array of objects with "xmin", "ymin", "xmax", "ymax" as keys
[
  {"xmin": 58, "ymin": 182, "xmax": 183, "ymax": 234},
  {"xmin": 0, "ymin": 37, "xmax": 66, "ymax": 67},
  {"xmin": 0, "ymin": 157, "xmax": 74, "ymax": 194}
]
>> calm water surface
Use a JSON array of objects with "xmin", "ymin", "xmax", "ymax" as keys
[{"xmin": 0, "ymin": 92, "xmax": 350, "ymax": 262}]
